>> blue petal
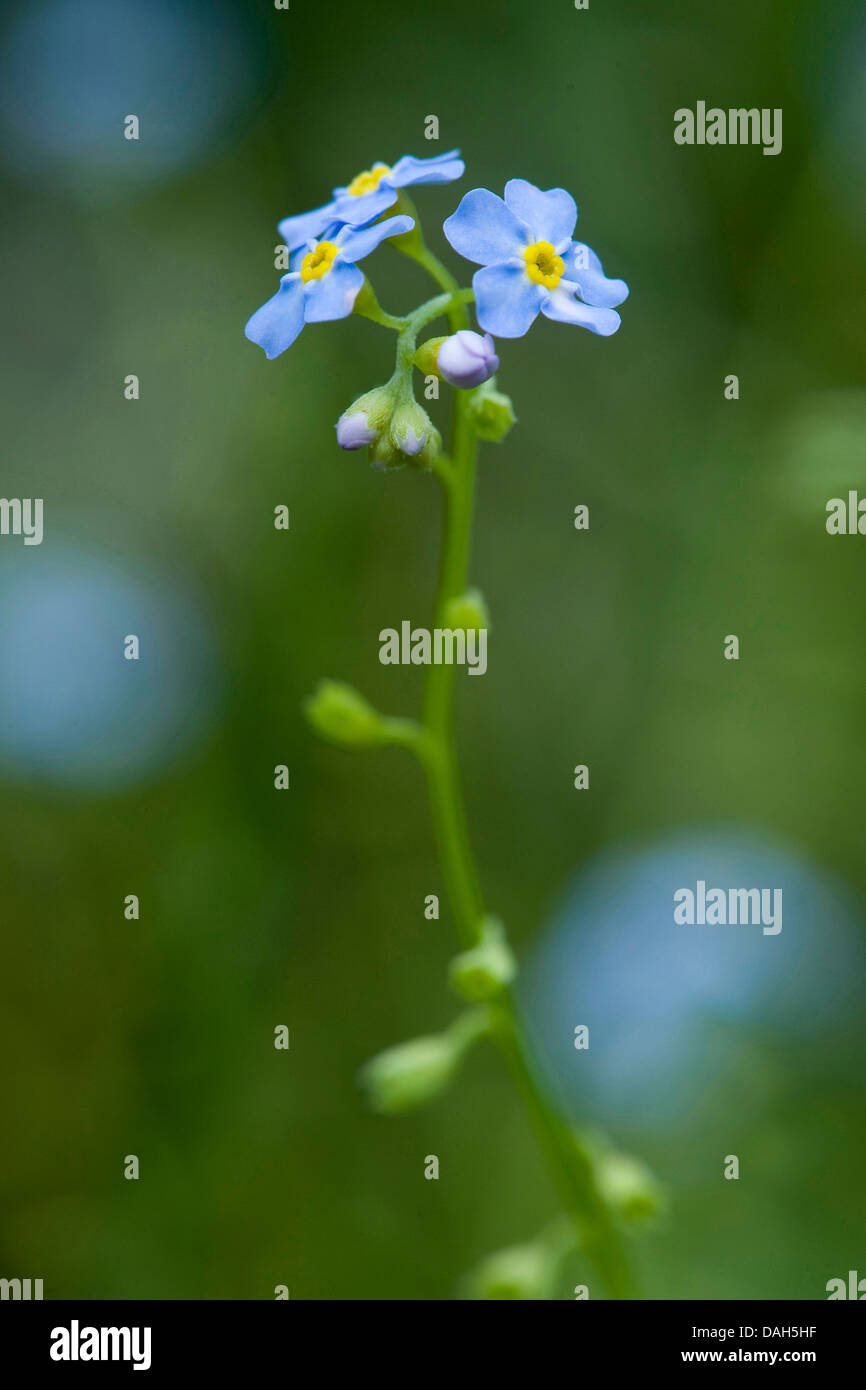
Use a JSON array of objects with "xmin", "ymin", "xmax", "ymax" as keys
[
  {"xmin": 329, "ymin": 184, "xmax": 399, "ymax": 228},
  {"xmin": 473, "ymin": 262, "xmax": 544, "ymax": 338},
  {"xmin": 504, "ymin": 179, "xmax": 577, "ymax": 247},
  {"xmin": 277, "ymin": 203, "xmax": 338, "ymax": 250},
  {"xmin": 443, "ymin": 189, "xmax": 527, "ymax": 266},
  {"xmin": 337, "ymin": 214, "xmax": 414, "ymax": 262},
  {"xmin": 541, "ymin": 286, "xmax": 621, "ymax": 336},
  {"xmin": 389, "ymin": 149, "xmax": 465, "ymax": 186},
  {"xmin": 566, "ymin": 243, "xmax": 629, "ymax": 308},
  {"xmin": 245, "ymin": 275, "xmax": 306, "ymax": 358},
  {"xmin": 303, "ymin": 262, "xmax": 364, "ymax": 322}
]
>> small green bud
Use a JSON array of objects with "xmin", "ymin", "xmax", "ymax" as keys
[
  {"xmin": 443, "ymin": 587, "xmax": 490, "ymax": 634},
  {"xmin": 303, "ymin": 680, "xmax": 386, "ymax": 749},
  {"xmin": 468, "ymin": 381, "xmax": 516, "ymax": 443},
  {"xmin": 412, "ymin": 337, "xmax": 447, "ymax": 378},
  {"xmin": 360, "ymin": 1035, "xmax": 458, "ymax": 1114},
  {"xmin": 471, "ymin": 1241, "xmax": 557, "ymax": 1301},
  {"xmin": 389, "ymin": 401, "xmax": 442, "ymax": 470},
  {"xmin": 336, "ymin": 385, "xmax": 395, "ymax": 452},
  {"xmin": 360, "ymin": 1010, "xmax": 487, "ymax": 1115},
  {"xmin": 449, "ymin": 916, "xmax": 515, "ymax": 1002},
  {"xmin": 596, "ymin": 1152, "xmax": 666, "ymax": 1226}
]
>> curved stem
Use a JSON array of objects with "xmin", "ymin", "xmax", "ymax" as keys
[
  {"xmin": 388, "ymin": 290, "xmax": 475, "ymax": 410},
  {"xmin": 393, "ymin": 193, "xmax": 471, "ymax": 334}
]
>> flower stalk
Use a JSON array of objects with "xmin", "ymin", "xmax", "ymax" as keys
[
  {"xmin": 405, "ymin": 267, "xmax": 638, "ymax": 1295},
  {"xmin": 257, "ymin": 149, "xmax": 652, "ymax": 1297}
]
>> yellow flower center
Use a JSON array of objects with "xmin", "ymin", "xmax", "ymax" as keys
[
  {"xmin": 523, "ymin": 240, "xmax": 565, "ymax": 290},
  {"xmin": 347, "ymin": 163, "xmax": 391, "ymax": 197},
  {"xmin": 300, "ymin": 240, "xmax": 338, "ymax": 282}
]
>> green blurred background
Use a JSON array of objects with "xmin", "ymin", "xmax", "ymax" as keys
[{"xmin": 1, "ymin": 0, "xmax": 865, "ymax": 1299}]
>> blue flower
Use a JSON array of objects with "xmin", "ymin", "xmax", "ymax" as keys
[
  {"xmin": 277, "ymin": 150, "xmax": 465, "ymax": 250},
  {"xmin": 245, "ymin": 215, "xmax": 413, "ymax": 359},
  {"xmin": 443, "ymin": 179, "xmax": 628, "ymax": 338}
]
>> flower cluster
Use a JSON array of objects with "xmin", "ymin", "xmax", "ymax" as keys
[
  {"xmin": 245, "ymin": 149, "xmax": 650, "ymax": 1300},
  {"xmin": 245, "ymin": 150, "xmax": 463, "ymax": 359},
  {"xmin": 245, "ymin": 149, "xmax": 629, "ymax": 470}
]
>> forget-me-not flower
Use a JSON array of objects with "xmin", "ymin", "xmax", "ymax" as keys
[
  {"xmin": 443, "ymin": 179, "xmax": 628, "ymax": 338},
  {"xmin": 245, "ymin": 214, "xmax": 413, "ymax": 358},
  {"xmin": 277, "ymin": 150, "xmax": 465, "ymax": 250}
]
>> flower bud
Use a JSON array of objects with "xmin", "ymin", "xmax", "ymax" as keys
[
  {"xmin": 336, "ymin": 412, "xmax": 377, "ymax": 450},
  {"xmin": 303, "ymin": 680, "xmax": 387, "ymax": 749},
  {"xmin": 389, "ymin": 402, "xmax": 441, "ymax": 470},
  {"xmin": 360, "ymin": 1035, "xmax": 457, "ymax": 1114},
  {"xmin": 468, "ymin": 381, "xmax": 516, "ymax": 443},
  {"xmin": 449, "ymin": 916, "xmax": 515, "ymax": 1002},
  {"xmin": 360, "ymin": 1010, "xmax": 487, "ymax": 1114},
  {"xmin": 412, "ymin": 336, "xmax": 447, "ymax": 378},
  {"xmin": 471, "ymin": 1241, "xmax": 557, "ymax": 1301},
  {"xmin": 437, "ymin": 330, "xmax": 499, "ymax": 389},
  {"xmin": 335, "ymin": 386, "xmax": 394, "ymax": 451},
  {"xmin": 443, "ymin": 587, "xmax": 490, "ymax": 634},
  {"xmin": 595, "ymin": 1152, "xmax": 666, "ymax": 1226}
]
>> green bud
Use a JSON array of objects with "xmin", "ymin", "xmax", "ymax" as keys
[
  {"xmin": 443, "ymin": 587, "xmax": 490, "ymax": 634},
  {"xmin": 360, "ymin": 1010, "xmax": 487, "ymax": 1115},
  {"xmin": 412, "ymin": 337, "xmax": 447, "ymax": 378},
  {"xmin": 596, "ymin": 1152, "xmax": 666, "ymax": 1226},
  {"xmin": 360, "ymin": 1035, "xmax": 457, "ymax": 1114},
  {"xmin": 468, "ymin": 381, "xmax": 516, "ymax": 443},
  {"xmin": 449, "ymin": 916, "xmax": 516, "ymax": 1002},
  {"xmin": 471, "ymin": 1241, "xmax": 557, "ymax": 1301},
  {"xmin": 336, "ymin": 385, "xmax": 396, "ymax": 454},
  {"xmin": 303, "ymin": 680, "xmax": 387, "ymax": 749},
  {"xmin": 389, "ymin": 401, "xmax": 442, "ymax": 470}
]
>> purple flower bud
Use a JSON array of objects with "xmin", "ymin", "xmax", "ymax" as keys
[
  {"xmin": 437, "ymin": 330, "xmax": 499, "ymax": 389},
  {"xmin": 336, "ymin": 410, "xmax": 377, "ymax": 450}
]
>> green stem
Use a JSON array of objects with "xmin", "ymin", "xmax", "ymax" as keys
[
  {"xmin": 388, "ymin": 290, "xmax": 474, "ymax": 408},
  {"xmin": 393, "ymin": 193, "xmax": 471, "ymax": 334},
  {"xmin": 490, "ymin": 1004, "xmax": 636, "ymax": 1299},
  {"xmin": 420, "ymin": 390, "xmax": 485, "ymax": 948},
  {"xmin": 408, "ymin": 286, "xmax": 635, "ymax": 1301},
  {"xmin": 351, "ymin": 217, "xmax": 636, "ymax": 1298}
]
